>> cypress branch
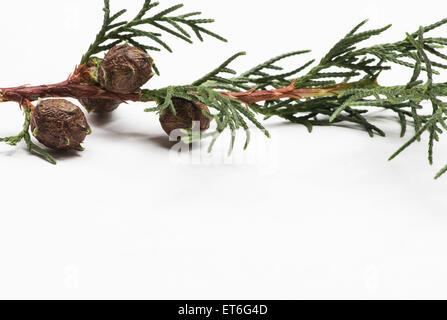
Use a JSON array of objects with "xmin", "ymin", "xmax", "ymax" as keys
[{"xmin": 3, "ymin": 1, "xmax": 447, "ymax": 179}]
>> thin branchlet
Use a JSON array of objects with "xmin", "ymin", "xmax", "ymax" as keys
[
  {"xmin": 80, "ymin": 0, "xmax": 226, "ymax": 66},
  {"xmin": 0, "ymin": 108, "xmax": 56, "ymax": 164}
]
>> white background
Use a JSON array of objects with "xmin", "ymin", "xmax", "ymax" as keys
[{"xmin": 0, "ymin": 0, "xmax": 447, "ymax": 299}]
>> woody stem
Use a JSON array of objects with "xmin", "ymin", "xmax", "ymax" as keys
[
  {"xmin": 0, "ymin": 81, "xmax": 148, "ymax": 104},
  {"xmin": 0, "ymin": 80, "xmax": 365, "ymax": 107},
  {"xmin": 219, "ymin": 78, "xmax": 379, "ymax": 105}
]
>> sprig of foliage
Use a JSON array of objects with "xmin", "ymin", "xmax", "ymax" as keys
[
  {"xmin": 313, "ymin": 21, "xmax": 447, "ymax": 179},
  {"xmin": 81, "ymin": 0, "xmax": 226, "ymax": 67},
  {"xmin": 0, "ymin": 109, "xmax": 56, "ymax": 164},
  {"xmin": 142, "ymin": 23, "xmax": 392, "ymax": 153},
  {"xmin": 192, "ymin": 50, "xmax": 315, "ymax": 91},
  {"xmin": 143, "ymin": 18, "xmax": 447, "ymax": 178}
]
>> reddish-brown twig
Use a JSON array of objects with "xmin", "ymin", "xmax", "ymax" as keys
[{"xmin": 0, "ymin": 66, "xmax": 354, "ymax": 108}]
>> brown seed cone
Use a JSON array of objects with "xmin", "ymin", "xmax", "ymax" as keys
[
  {"xmin": 78, "ymin": 58, "xmax": 121, "ymax": 113},
  {"xmin": 31, "ymin": 99, "xmax": 91, "ymax": 151},
  {"xmin": 79, "ymin": 97, "xmax": 121, "ymax": 114},
  {"xmin": 98, "ymin": 44, "xmax": 153, "ymax": 94},
  {"xmin": 159, "ymin": 98, "xmax": 212, "ymax": 136}
]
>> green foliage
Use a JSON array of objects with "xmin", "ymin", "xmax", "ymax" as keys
[
  {"xmin": 80, "ymin": 0, "xmax": 226, "ymax": 65},
  {"xmin": 262, "ymin": 18, "xmax": 447, "ymax": 179},
  {"xmin": 143, "ymin": 17, "xmax": 447, "ymax": 178},
  {"xmin": 0, "ymin": 109, "xmax": 56, "ymax": 165}
]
